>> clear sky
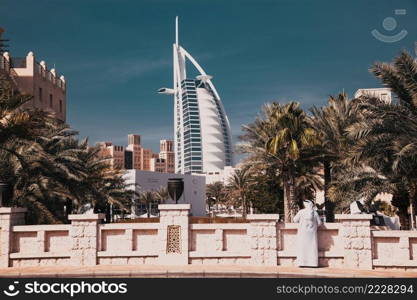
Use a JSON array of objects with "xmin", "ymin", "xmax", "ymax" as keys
[{"xmin": 1, "ymin": 0, "xmax": 416, "ymax": 159}]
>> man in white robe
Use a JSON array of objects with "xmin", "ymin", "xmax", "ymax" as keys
[{"xmin": 294, "ymin": 200, "xmax": 322, "ymax": 267}]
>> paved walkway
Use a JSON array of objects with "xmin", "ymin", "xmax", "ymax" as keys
[{"xmin": 0, "ymin": 265, "xmax": 416, "ymax": 278}]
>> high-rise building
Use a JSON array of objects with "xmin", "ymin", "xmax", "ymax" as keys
[
  {"xmin": 128, "ymin": 134, "xmax": 141, "ymax": 146},
  {"xmin": 97, "ymin": 142, "xmax": 125, "ymax": 169},
  {"xmin": 124, "ymin": 150, "xmax": 133, "ymax": 169},
  {"xmin": 0, "ymin": 29, "xmax": 67, "ymax": 122},
  {"xmin": 158, "ymin": 17, "xmax": 234, "ymax": 175},
  {"xmin": 140, "ymin": 148, "xmax": 153, "ymax": 171},
  {"xmin": 159, "ymin": 140, "xmax": 175, "ymax": 173},
  {"xmin": 150, "ymin": 157, "xmax": 167, "ymax": 173},
  {"xmin": 125, "ymin": 134, "xmax": 154, "ymax": 171},
  {"xmin": 160, "ymin": 139, "xmax": 173, "ymax": 152}
]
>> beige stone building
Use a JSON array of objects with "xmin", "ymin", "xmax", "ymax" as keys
[
  {"xmin": 354, "ymin": 88, "xmax": 392, "ymax": 103},
  {"xmin": 97, "ymin": 142, "xmax": 125, "ymax": 169},
  {"xmin": 150, "ymin": 157, "xmax": 167, "ymax": 173},
  {"xmin": 0, "ymin": 28, "xmax": 66, "ymax": 122},
  {"xmin": 97, "ymin": 134, "xmax": 175, "ymax": 173},
  {"xmin": 125, "ymin": 134, "xmax": 154, "ymax": 171},
  {"xmin": 158, "ymin": 140, "xmax": 175, "ymax": 173}
]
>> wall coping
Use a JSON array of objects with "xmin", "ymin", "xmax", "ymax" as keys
[
  {"xmin": 158, "ymin": 204, "xmax": 191, "ymax": 210},
  {"xmin": 373, "ymin": 259, "xmax": 417, "ymax": 267},
  {"xmin": 189, "ymin": 251, "xmax": 251, "ymax": 258},
  {"xmin": 190, "ymin": 223, "xmax": 249, "ymax": 230},
  {"xmin": 277, "ymin": 223, "xmax": 340, "ymax": 230},
  {"xmin": 100, "ymin": 223, "xmax": 159, "ymax": 230},
  {"xmin": 372, "ymin": 230, "xmax": 417, "ymax": 237},
  {"xmin": 0, "ymin": 207, "xmax": 27, "ymax": 214},
  {"xmin": 12, "ymin": 224, "xmax": 70, "ymax": 232},
  {"xmin": 335, "ymin": 214, "xmax": 373, "ymax": 220},
  {"xmin": 68, "ymin": 213, "xmax": 105, "ymax": 221},
  {"xmin": 97, "ymin": 250, "xmax": 158, "ymax": 258},
  {"xmin": 10, "ymin": 252, "xmax": 70, "ymax": 259},
  {"xmin": 277, "ymin": 250, "xmax": 344, "ymax": 258},
  {"xmin": 246, "ymin": 214, "xmax": 279, "ymax": 221}
]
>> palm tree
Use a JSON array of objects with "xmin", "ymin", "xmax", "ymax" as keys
[
  {"xmin": 293, "ymin": 162, "xmax": 323, "ymax": 205},
  {"xmin": 347, "ymin": 98, "xmax": 417, "ymax": 229},
  {"xmin": 0, "ymin": 120, "xmax": 134, "ymax": 223},
  {"xmin": 347, "ymin": 47, "xmax": 417, "ymax": 229},
  {"xmin": 264, "ymin": 102, "xmax": 320, "ymax": 222},
  {"xmin": 138, "ymin": 191, "xmax": 157, "ymax": 218},
  {"xmin": 155, "ymin": 186, "xmax": 169, "ymax": 206},
  {"xmin": 0, "ymin": 74, "xmax": 135, "ymax": 224},
  {"xmin": 206, "ymin": 181, "xmax": 226, "ymax": 215},
  {"xmin": 327, "ymin": 165, "xmax": 394, "ymax": 211},
  {"xmin": 226, "ymin": 166, "xmax": 253, "ymax": 218},
  {"xmin": 239, "ymin": 101, "xmax": 322, "ymax": 221},
  {"xmin": 76, "ymin": 143, "xmax": 134, "ymax": 211},
  {"xmin": 310, "ymin": 92, "xmax": 359, "ymax": 222},
  {"xmin": 0, "ymin": 73, "xmax": 45, "ymax": 148},
  {"xmin": 244, "ymin": 167, "xmax": 283, "ymax": 214},
  {"xmin": 0, "ymin": 73, "xmax": 46, "ymax": 188}
]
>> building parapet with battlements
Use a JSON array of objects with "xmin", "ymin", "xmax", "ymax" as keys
[{"xmin": 0, "ymin": 29, "xmax": 67, "ymax": 122}]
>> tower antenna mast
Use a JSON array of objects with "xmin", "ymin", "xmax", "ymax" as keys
[{"xmin": 175, "ymin": 16, "xmax": 179, "ymax": 47}]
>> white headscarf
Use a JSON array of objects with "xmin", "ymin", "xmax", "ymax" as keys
[
  {"xmin": 304, "ymin": 200, "xmax": 314, "ymax": 210},
  {"xmin": 304, "ymin": 200, "xmax": 314, "ymax": 218}
]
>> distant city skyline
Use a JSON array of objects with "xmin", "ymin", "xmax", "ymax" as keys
[
  {"xmin": 1, "ymin": 0, "xmax": 416, "ymax": 159},
  {"xmin": 97, "ymin": 134, "xmax": 175, "ymax": 173}
]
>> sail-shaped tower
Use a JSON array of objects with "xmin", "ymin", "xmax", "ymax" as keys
[{"xmin": 159, "ymin": 17, "xmax": 234, "ymax": 175}]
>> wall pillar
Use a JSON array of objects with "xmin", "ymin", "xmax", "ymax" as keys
[
  {"xmin": 397, "ymin": 236, "xmax": 410, "ymax": 263},
  {"xmin": 68, "ymin": 213, "xmax": 104, "ymax": 266},
  {"xmin": 0, "ymin": 207, "xmax": 26, "ymax": 268},
  {"xmin": 157, "ymin": 204, "xmax": 190, "ymax": 265},
  {"xmin": 336, "ymin": 214, "xmax": 373, "ymax": 270},
  {"xmin": 247, "ymin": 214, "xmax": 279, "ymax": 266}
]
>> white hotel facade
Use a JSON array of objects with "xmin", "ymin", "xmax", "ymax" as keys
[{"xmin": 159, "ymin": 17, "xmax": 234, "ymax": 177}]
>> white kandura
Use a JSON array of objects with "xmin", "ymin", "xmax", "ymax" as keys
[{"xmin": 294, "ymin": 200, "xmax": 322, "ymax": 267}]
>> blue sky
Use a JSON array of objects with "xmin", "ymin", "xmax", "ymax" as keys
[{"xmin": 1, "ymin": 0, "xmax": 417, "ymax": 159}]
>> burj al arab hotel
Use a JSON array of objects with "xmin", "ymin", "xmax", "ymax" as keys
[{"xmin": 159, "ymin": 17, "xmax": 234, "ymax": 175}]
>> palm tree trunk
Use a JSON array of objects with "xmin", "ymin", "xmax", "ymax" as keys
[
  {"xmin": 214, "ymin": 199, "xmax": 219, "ymax": 217},
  {"xmin": 323, "ymin": 161, "xmax": 335, "ymax": 222},
  {"xmin": 399, "ymin": 208, "xmax": 410, "ymax": 230},
  {"xmin": 148, "ymin": 202, "xmax": 151, "ymax": 218},
  {"xmin": 409, "ymin": 186, "xmax": 417, "ymax": 230},
  {"xmin": 104, "ymin": 203, "xmax": 111, "ymax": 223},
  {"xmin": 392, "ymin": 189, "xmax": 410, "ymax": 230},
  {"xmin": 65, "ymin": 199, "xmax": 73, "ymax": 220},
  {"xmin": 288, "ymin": 177, "xmax": 297, "ymax": 221},
  {"xmin": 283, "ymin": 182, "xmax": 292, "ymax": 222},
  {"xmin": 110, "ymin": 204, "xmax": 114, "ymax": 223},
  {"xmin": 242, "ymin": 194, "xmax": 247, "ymax": 219}
]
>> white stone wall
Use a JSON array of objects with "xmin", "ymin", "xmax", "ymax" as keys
[
  {"xmin": 1, "ymin": 207, "xmax": 417, "ymax": 270},
  {"xmin": 338, "ymin": 215, "xmax": 373, "ymax": 269},
  {"xmin": 69, "ymin": 216, "xmax": 101, "ymax": 266},
  {"xmin": 372, "ymin": 230, "xmax": 417, "ymax": 268},
  {"xmin": 189, "ymin": 223, "xmax": 251, "ymax": 265},
  {"xmin": 9, "ymin": 224, "xmax": 71, "ymax": 267}
]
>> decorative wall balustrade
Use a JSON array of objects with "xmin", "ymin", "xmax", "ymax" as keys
[{"xmin": 1, "ymin": 206, "xmax": 417, "ymax": 270}]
